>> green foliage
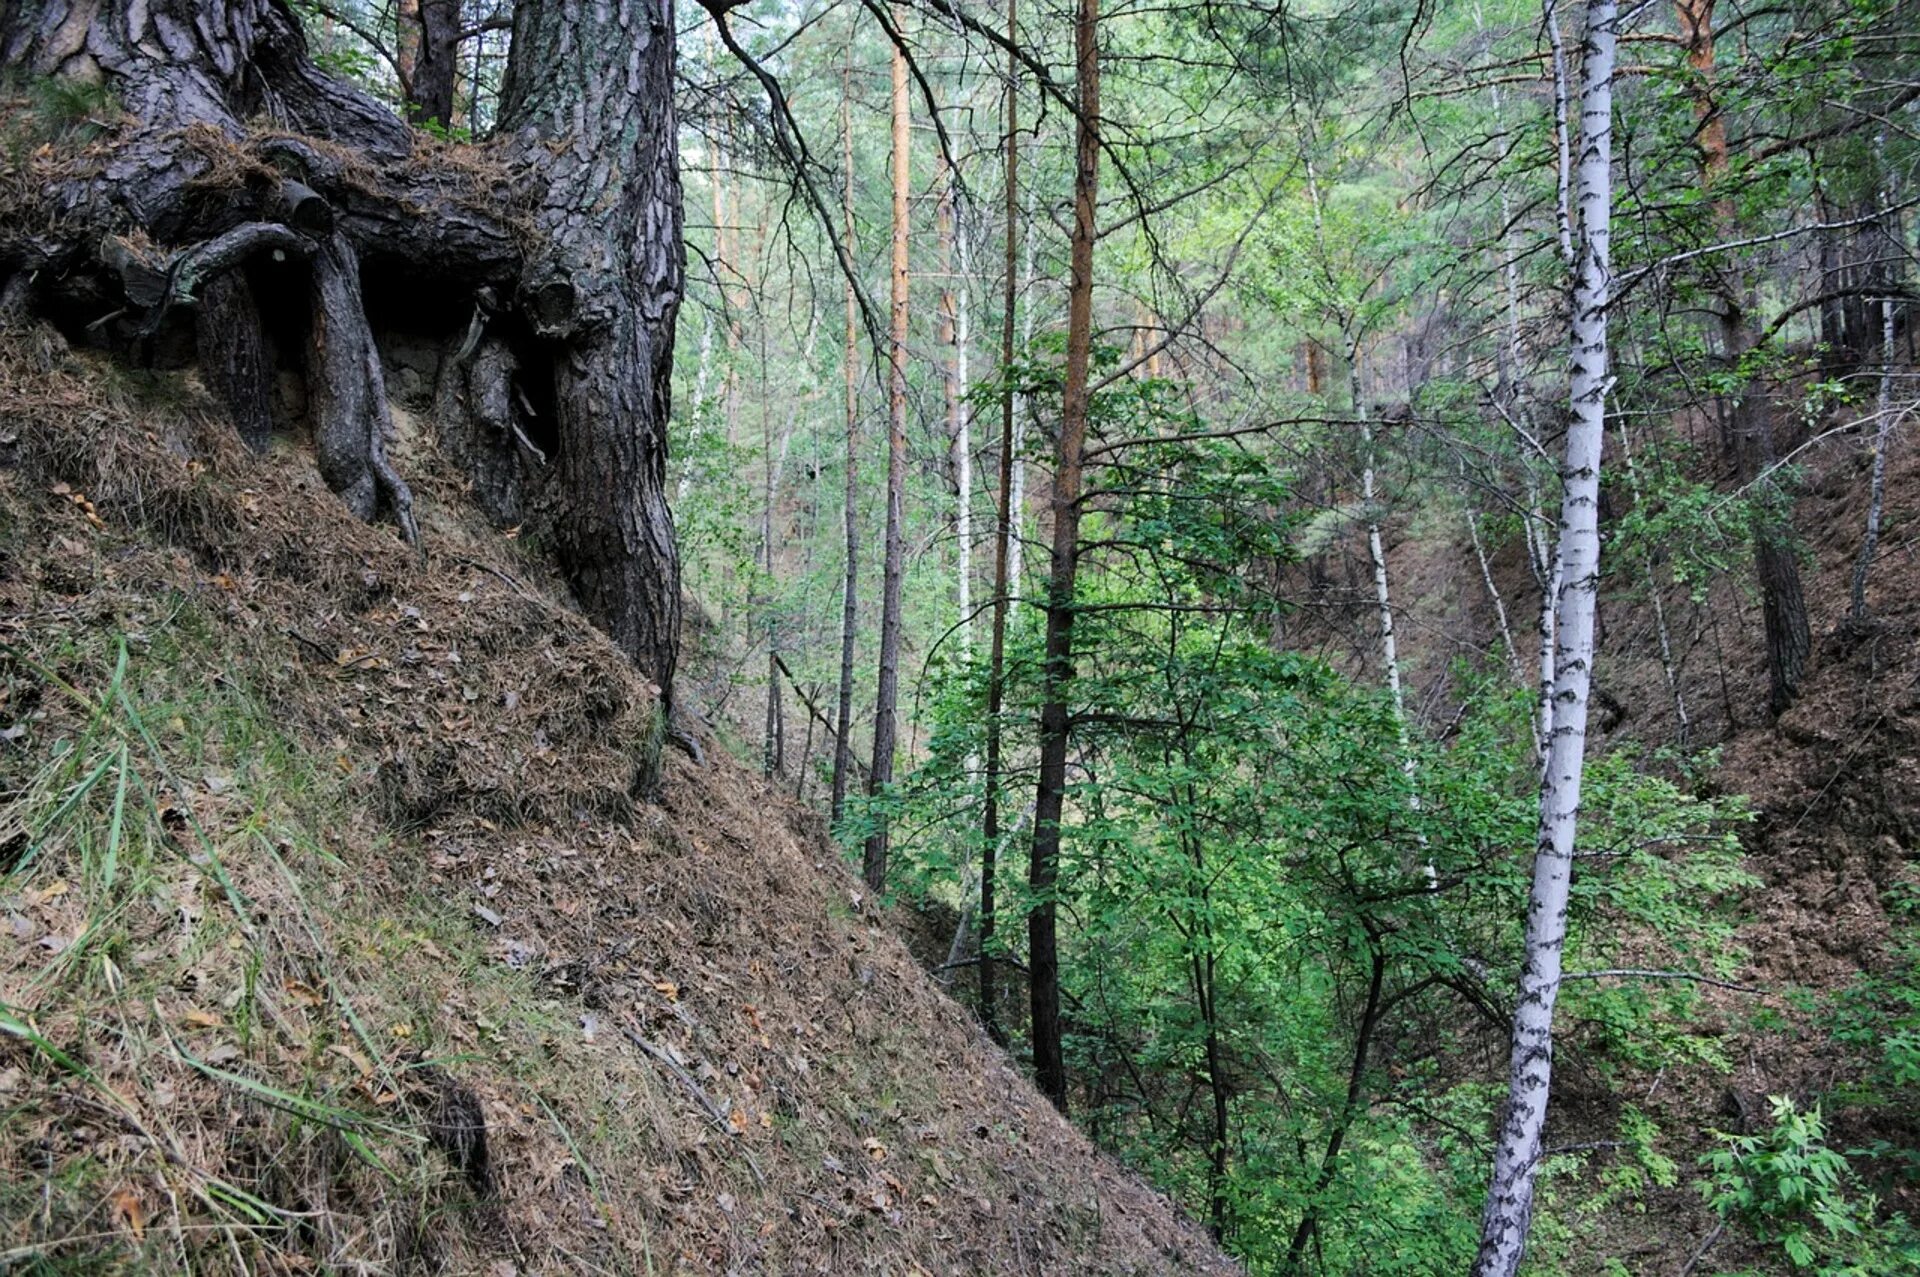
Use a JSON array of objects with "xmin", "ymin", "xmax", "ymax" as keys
[
  {"xmin": 1, "ymin": 74, "xmax": 120, "ymax": 163},
  {"xmin": 877, "ymin": 359, "xmax": 1754, "ymax": 1272},
  {"xmin": 1701, "ymin": 1097, "xmax": 1920, "ymax": 1275},
  {"xmin": 1829, "ymin": 885, "xmax": 1920, "ymax": 1101}
]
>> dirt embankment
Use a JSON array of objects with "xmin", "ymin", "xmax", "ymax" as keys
[{"xmin": 0, "ymin": 328, "xmax": 1237, "ymax": 1275}]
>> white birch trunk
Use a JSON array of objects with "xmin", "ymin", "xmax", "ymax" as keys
[
  {"xmin": 1472, "ymin": 0, "xmax": 1615, "ymax": 1269},
  {"xmin": 1851, "ymin": 131, "xmax": 1900, "ymax": 620},
  {"xmin": 1350, "ymin": 335, "xmax": 1407, "ymax": 724},
  {"xmin": 1466, "ymin": 492, "xmax": 1523, "ymax": 678},
  {"xmin": 955, "ymin": 199, "xmax": 975, "ymax": 658}
]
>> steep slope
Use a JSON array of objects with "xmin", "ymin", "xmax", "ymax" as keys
[{"xmin": 0, "ymin": 327, "xmax": 1237, "ymax": 1275}]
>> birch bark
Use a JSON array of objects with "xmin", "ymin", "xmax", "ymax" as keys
[{"xmin": 1472, "ymin": 0, "xmax": 1615, "ymax": 1269}]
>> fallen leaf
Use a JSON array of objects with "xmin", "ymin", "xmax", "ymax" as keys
[
  {"xmin": 472, "ymin": 904, "xmax": 503, "ymax": 927},
  {"xmin": 110, "ymin": 1187, "xmax": 146, "ymax": 1239},
  {"xmin": 326, "ymin": 1044, "xmax": 373, "ymax": 1076},
  {"xmin": 862, "ymin": 1137, "xmax": 888, "ymax": 1161}
]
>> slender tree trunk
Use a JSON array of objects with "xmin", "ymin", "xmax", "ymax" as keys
[
  {"xmin": 1617, "ymin": 416, "xmax": 1692, "ymax": 744},
  {"xmin": 762, "ymin": 321, "xmax": 782, "ymax": 779},
  {"xmin": 1473, "ymin": 0, "xmax": 1615, "ymax": 1269},
  {"xmin": 1851, "ymin": 296, "xmax": 1898, "ymax": 620},
  {"xmin": 1010, "ymin": 170, "xmax": 1039, "ymax": 596},
  {"xmin": 1286, "ymin": 946, "xmax": 1387, "ymax": 1267},
  {"xmin": 1851, "ymin": 131, "xmax": 1900, "ymax": 620},
  {"xmin": 1030, "ymin": 0, "xmax": 1100, "ymax": 1113},
  {"xmin": 832, "ymin": 63, "xmax": 863, "ymax": 829},
  {"xmin": 938, "ymin": 157, "xmax": 975, "ymax": 659},
  {"xmin": 864, "ymin": 11, "xmax": 912, "ymax": 892},
  {"xmin": 956, "ymin": 226, "xmax": 975, "ymax": 657},
  {"xmin": 1465, "ymin": 492, "xmax": 1522, "ymax": 679},
  {"xmin": 1677, "ymin": 0, "xmax": 1808, "ymax": 714},
  {"xmin": 978, "ymin": 0, "xmax": 1020, "ymax": 1044},
  {"xmin": 1348, "ymin": 332, "xmax": 1407, "ymax": 722}
]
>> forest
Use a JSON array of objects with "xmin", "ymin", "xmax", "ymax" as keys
[{"xmin": 0, "ymin": 0, "xmax": 1917, "ymax": 1272}]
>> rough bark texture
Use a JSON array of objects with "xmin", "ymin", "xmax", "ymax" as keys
[
  {"xmin": 1676, "ymin": 0, "xmax": 1809, "ymax": 716},
  {"xmin": 406, "ymin": 0, "xmax": 460, "ymax": 128},
  {"xmin": 308, "ymin": 231, "xmax": 418, "ymax": 540},
  {"xmin": 3, "ymin": 0, "xmax": 687, "ymax": 770},
  {"xmin": 194, "ymin": 270, "xmax": 274, "ymax": 453},
  {"xmin": 499, "ymin": 0, "xmax": 685, "ymax": 725},
  {"xmin": 435, "ymin": 325, "xmax": 527, "ymax": 528},
  {"xmin": 1030, "ymin": 0, "xmax": 1101, "ymax": 1115},
  {"xmin": 1473, "ymin": 0, "xmax": 1614, "ymax": 1271},
  {"xmin": 0, "ymin": 0, "xmax": 411, "ymax": 154}
]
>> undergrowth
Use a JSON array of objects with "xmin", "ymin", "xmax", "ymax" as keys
[{"xmin": 0, "ymin": 607, "xmax": 588, "ymax": 1271}]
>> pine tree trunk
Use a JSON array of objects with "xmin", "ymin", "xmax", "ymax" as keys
[
  {"xmin": 832, "ymin": 63, "xmax": 863, "ymax": 830},
  {"xmin": 195, "ymin": 272, "xmax": 274, "ymax": 454},
  {"xmin": 1030, "ymin": 0, "xmax": 1101, "ymax": 1113},
  {"xmin": 864, "ymin": 12, "xmax": 912, "ymax": 892},
  {"xmin": 406, "ymin": 0, "xmax": 460, "ymax": 128},
  {"xmin": 1, "ymin": 1, "xmax": 687, "ymax": 779},
  {"xmin": 498, "ymin": 0, "xmax": 684, "ymax": 745},
  {"xmin": 1473, "ymin": 0, "xmax": 1615, "ymax": 1269},
  {"xmin": 1677, "ymin": 0, "xmax": 1808, "ymax": 715}
]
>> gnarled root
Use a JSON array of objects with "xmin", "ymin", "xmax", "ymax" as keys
[{"xmin": 307, "ymin": 232, "xmax": 419, "ymax": 547}]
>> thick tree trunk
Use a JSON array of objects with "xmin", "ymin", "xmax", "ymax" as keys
[
  {"xmin": 499, "ymin": 0, "xmax": 685, "ymax": 734},
  {"xmin": 864, "ymin": 15, "xmax": 912, "ymax": 893},
  {"xmin": 1473, "ymin": 0, "xmax": 1615, "ymax": 1270},
  {"xmin": 3, "ymin": 0, "xmax": 687, "ymax": 774},
  {"xmin": 406, "ymin": 0, "xmax": 460, "ymax": 128},
  {"xmin": 1030, "ymin": 0, "xmax": 1101, "ymax": 1114}
]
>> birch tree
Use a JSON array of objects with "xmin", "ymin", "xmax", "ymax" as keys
[{"xmin": 1473, "ymin": 0, "xmax": 1617, "ymax": 1269}]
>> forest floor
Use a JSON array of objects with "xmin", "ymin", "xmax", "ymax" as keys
[{"xmin": 0, "ymin": 326, "xmax": 1238, "ymax": 1275}]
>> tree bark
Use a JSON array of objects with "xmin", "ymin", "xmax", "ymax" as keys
[
  {"xmin": 405, "ymin": 0, "xmax": 460, "ymax": 128},
  {"xmin": 1030, "ymin": 0, "xmax": 1101, "ymax": 1114},
  {"xmin": 978, "ymin": 0, "xmax": 1020, "ymax": 1046},
  {"xmin": 832, "ymin": 59, "xmax": 863, "ymax": 830},
  {"xmin": 864, "ymin": 12, "xmax": 912, "ymax": 893},
  {"xmin": 308, "ymin": 230, "xmax": 419, "ymax": 543},
  {"xmin": 499, "ymin": 0, "xmax": 685, "ymax": 740},
  {"xmin": 1677, "ymin": 0, "xmax": 1808, "ymax": 715},
  {"xmin": 3, "ymin": 0, "xmax": 686, "ymax": 774},
  {"xmin": 1473, "ymin": 0, "xmax": 1615, "ymax": 1269},
  {"xmin": 195, "ymin": 271, "xmax": 274, "ymax": 454}
]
